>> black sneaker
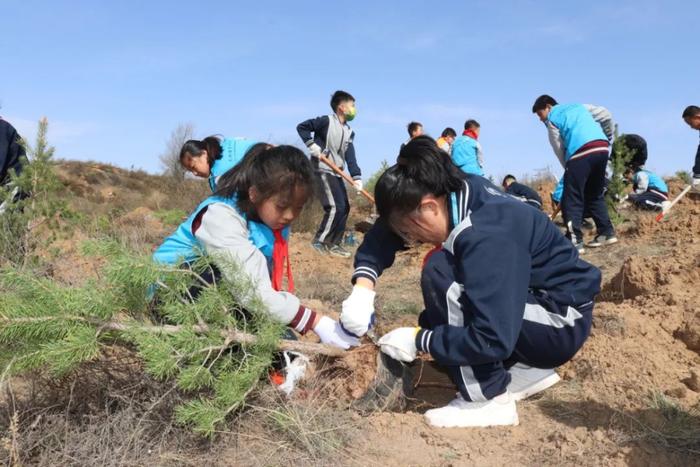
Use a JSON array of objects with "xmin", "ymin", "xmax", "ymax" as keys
[
  {"xmin": 587, "ymin": 234, "xmax": 618, "ymax": 248},
  {"xmin": 573, "ymin": 241, "xmax": 585, "ymax": 254},
  {"xmin": 328, "ymin": 244, "xmax": 352, "ymax": 258}
]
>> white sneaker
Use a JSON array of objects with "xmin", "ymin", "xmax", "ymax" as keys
[
  {"xmin": 507, "ymin": 363, "xmax": 561, "ymax": 401},
  {"xmin": 424, "ymin": 392, "xmax": 519, "ymax": 428}
]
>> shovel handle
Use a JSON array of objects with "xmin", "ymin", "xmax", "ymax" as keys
[
  {"xmin": 550, "ymin": 204, "xmax": 561, "ymax": 220},
  {"xmin": 318, "ymin": 154, "xmax": 375, "ymax": 204}
]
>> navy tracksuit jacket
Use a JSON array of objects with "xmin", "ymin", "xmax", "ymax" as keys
[
  {"xmin": 505, "ymin": 181, "xmax": 543, "ymax": 210},
  {"xmin": 0, "ymin": 119, "xmax": 26, "ymax": 186},
  {"xmin": 353, "ymin": 175, "xmax": 600, "ymax": 401}
]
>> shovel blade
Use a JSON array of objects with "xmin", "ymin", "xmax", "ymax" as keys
[{"xmin": 352, "ymin": 352, "xmax": 414, "ymax": 414}]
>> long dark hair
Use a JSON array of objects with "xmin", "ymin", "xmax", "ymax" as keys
[
  {"xmin": 215, "ymin": 144, "xmax": 314, "ymax": 218},
  {"xmin": 179, "ymin": 135, "xmax": 223, "ymax": 168},
  {"xmin": 375, "ymin": 135, "xmax": 465, "ymax": 221}
]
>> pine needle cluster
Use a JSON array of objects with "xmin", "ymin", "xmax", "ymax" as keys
[
  {"xmin": 0, "ymin": 240, "xmax": 285, "ymax": 437},
  {"xmin": 0, "ymin": 117, "xmax": 66, "ymax": 266},
  {"xmin": 607, "ymin": 129, "xmax": 634, "ymax": 224}
]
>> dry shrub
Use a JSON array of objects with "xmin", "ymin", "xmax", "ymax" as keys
[
  {"xmin": 0, "ymin": 348, "xmax": 203, "ymax": 466},
  {"xmin": 0, "ymin": 346, "xmax": 371, "ymax": 466},
  {"xmin": 292, "ymin": 197, "xmax": 324, "ymax": 234},
  {"xmin": 239, "ymin": 382, "xmax": 361, "ymax": 465}
]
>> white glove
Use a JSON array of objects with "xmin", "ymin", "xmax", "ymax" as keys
[
  {"xmin": 313, "ymin": 316, "xmax": 360, "ymax": 350},
  {"xmin": 354, "ymin": 179, "xmax": 363, "ymax": 193},
  {"xmin": 340, "ymin": 285, "xmax": 376, "ymax": 337},
  {"xmin": 378, "ymin": 327, "xmax": 419, "ymax": 362},
  {"xmin": 308, "ymin": 143, "xmax": 323, "ymax": 158},
  {"xmin": 692, "ymin": 176, "xmax": 700, "ymax": 191}
]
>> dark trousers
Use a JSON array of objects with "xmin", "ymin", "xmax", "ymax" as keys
[
  {"xmin": 562, "ymin": 152, "xmax": 614, "ymax": 242},
  {"xmin": 629, "ymin": 191, "xmax": 667, "ymax": 211},
  {"xmin": 418, "ymin": 249, "xmax": 593, "ymax": 402},
  {"xmin": 314, "ymin": 172, "xmax": 350, "ymax": 246}
]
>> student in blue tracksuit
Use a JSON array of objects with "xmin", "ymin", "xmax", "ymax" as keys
[
  {"xmin": 340, "ymin": 137, "xmax": 600, "ymax": 427},
  {"xmin": 179, "ymin": 135, "xmax": 257, "ymax": 192},
  {"xmin": 533, "ymin": 95, "xmax": 617, "ymax": 253},
  {"xmin": 0, "ymin": 117, "xmax": 28, "ymax": 213},
  {"xmin": 551, "ymin": 177, "xmax": 608, "ymax": 228},
  {"xmin": 154, "ymin": 144, "xmax": 358, "ymax": 350},
  {"xmin": 682, "ymin": 105, "xmax": 700, "ymax": 192},
  {"xmin": 501, "ymin": 175, "xmax": 543, "ymax": 210},
  {"xmin": 297, "ymin": 90, "xmax": 362, "ymax": 258},
  {"xmin": 625, "ymin": 166, "xmax": 669, "ymax": 211},
  {"xmin": 451, "ymin": 119, "xmax": 484, "ymax": 176}
]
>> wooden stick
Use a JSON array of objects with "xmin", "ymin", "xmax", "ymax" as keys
[
  {"xmin": 318, "ymin": 154, "xmax": 375, "ymax": 204},
  {"xmin": 101, "ymin": 321, "xmax": 348, "ymax": 357},
  {"xmin": 3, "ymin": 316, "xmax": 347, "ymax": 358},
  {"xmin": 550, "ymin": 204, "xmax": 561, "ymax": 221}
]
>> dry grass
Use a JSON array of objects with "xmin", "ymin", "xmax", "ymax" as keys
[
  {"xmin": 0, "ymin": 346, "xmax": 367, "ymax": 466},
  {"xmin": 240, "ymin": 381, "xmax": 361, "ymax": 465},
  {"xmin": 292, "ymin": 197, "xmax": 325, "ymax": 234},
  {"xmin": 0, "ymin": 349, "xmax": 198, "ymax": 466}
]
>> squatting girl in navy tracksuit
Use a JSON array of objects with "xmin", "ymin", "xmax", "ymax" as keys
[
  {"xmin": 339, "ymin": 136, "xmax": 601, "ymax": 428},
  {"xmin": 154, "ymin": 143, "xmax": 358, "ymax": 349}
]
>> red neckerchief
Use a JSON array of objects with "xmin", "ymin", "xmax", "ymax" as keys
[
  {"xmin": 463, "ymin": 129, "xmax": 479, "ymax": 140},
  {"xmin": 271, "ymin": 229, "xmax": 294, "ymax": 293}
]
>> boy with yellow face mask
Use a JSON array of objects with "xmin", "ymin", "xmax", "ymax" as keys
[{"xmin": 297, "ymin": 90, "xmax": 362, "ymax": 258}]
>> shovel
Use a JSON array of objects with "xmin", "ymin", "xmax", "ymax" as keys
[
  {"xmin": 655, "ymin": 185, "xmax": 691, "ymax": 222},
  {"xmin": 317, "ymin": 153, "xmax": 377, "ymax": 232}
]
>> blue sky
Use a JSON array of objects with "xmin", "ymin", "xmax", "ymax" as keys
[{"xmin": 2, "ymin": 0, "xmax": 699, "ymax": 182}]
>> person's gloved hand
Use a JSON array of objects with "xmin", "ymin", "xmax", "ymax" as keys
[
  {"xmin": 340, "ymin": 285, "xmax": 376, "ymax": 337},
  {"xmin": 313, "ymin": 316, "xmax": 360, "ymax": 350},
  {"xmin": 378, "ymin": 327, "xmax": 420, "ymax": 362},
  {"xmin": 692, "ymin": 176, "xmax": 700, "ymax": 192},
  {"xmin": 307, "ymin": 142, "xmax": 323, "ymax": 158},
  {"xmin": 354, "ymin": 179, "xmax": 363, "ymax": 193}
]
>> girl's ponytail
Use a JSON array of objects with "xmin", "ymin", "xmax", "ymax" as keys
[{"xmin": 179, "ymin": 135, "xmax": 223, "ymax": 167}]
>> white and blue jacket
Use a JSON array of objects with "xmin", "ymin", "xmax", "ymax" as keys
[
  {"xmin": 451, "ymin": 135, "xmax": 484, "ymax": 176},
  {"xmin": 546, "ymin": 104, "xmax": 613, "ymax": 167},
  {"xmin": 633, "ymin": 168, "xmax": 668, "ymax": 195},
  {"xmin": 352, "ymin": 175, "xmax": 601, "ymax": 366},
  {"xmin": 153, "ymin": 195, "xmax": 288, "ymax": 270},
  {"xmin": 208, "ymin": 138, "xmax": 257, "ymax": 192},
  {"xmin": 152, "ymin": 197, "xmax": 317, "ymax": 331}
]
